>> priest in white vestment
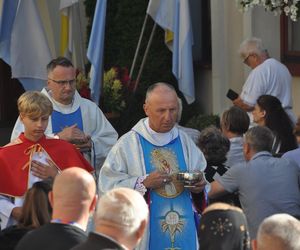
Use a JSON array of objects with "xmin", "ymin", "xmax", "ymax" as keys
[
  {"xmin": 11, "ymin": 57, "xmax": 118, "ymax": 171},
  {"xmin": 99, "ymin": 83, "xmax": 207, "ymax": 250}
]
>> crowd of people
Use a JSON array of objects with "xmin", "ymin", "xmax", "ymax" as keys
[{"xmin": 1, "ymin": 36, "xmax": 300, "ymax": 250}]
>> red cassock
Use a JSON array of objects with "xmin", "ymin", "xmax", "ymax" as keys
[{"xmin": 0, "ymin": 133, "xmax": 94, "ymax": 197}]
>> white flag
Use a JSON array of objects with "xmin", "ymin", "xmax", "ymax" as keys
[{"xmin": 147, "ymin": 0, "xmax": 195, "ymax": 104}]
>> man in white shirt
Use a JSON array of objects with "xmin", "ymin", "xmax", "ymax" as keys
[{"xmin": 232, "ymin": 37, "xmax": 296, "ymax": 124}]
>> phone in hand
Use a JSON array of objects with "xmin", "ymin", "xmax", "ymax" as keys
[{"xmin": 226, "ymin": 89, "xmax": 239, "ymax": 101}]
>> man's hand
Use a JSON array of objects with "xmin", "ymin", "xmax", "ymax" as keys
[
  {"xmin": 57, "ymin": 124, "xmax": 88, "ymax": 143},
  {"xmin": 142, "ymin": 171, "xmax": 172, "ymax": 189},
  {"xmin": 233, "ymin": 96, "xmax": 254, "ymax": 112},
  {"xmin": 31, "ymin": 159, "xmax": 59, "ymax": 179},
  {"xmin": 186, "ymin": 177, "xmax": 207, "ymax": 193},
  {"xmin": 75, "ymin": 137, "xmax": 92, "ymax": 152},
  {"xmin": 11, "ymin": 207, "xmax": 22, "ymax": 221}
]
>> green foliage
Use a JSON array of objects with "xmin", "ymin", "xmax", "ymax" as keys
[
  {"xmin": 84, "ymin": 0, "xmax": 174, "ymax": 89},
  {"xmin": 103, "ymin": 68, "xmax": 126, "ymax": 113},
  {"xmin": 84, "ymin": 0, "xmax": 203, "ymax": 134},
  {"xmin": 103, "ymin": 0, "xmax": 175, "ymax": 86},
  {"xmin": 185, "ymin": 114, "xmax": 220, "ymax": 131}
]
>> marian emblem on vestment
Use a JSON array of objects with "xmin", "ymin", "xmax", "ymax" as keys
[{"xmin": 151, "ymin": 148, "xmax": 184, "ymax": 198}]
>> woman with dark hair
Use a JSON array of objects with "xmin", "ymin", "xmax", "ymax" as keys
[
  {"xmin": 0, "ymin": 181, "xmax": 52, "ymax": 250},
  {"xmin": 198, "ymin": 126, "xmax": 230, "ymax": 183},
  {"xmin": 252, "ymin": 95, "xmax": 297, "ymax": 155},
  {"xmin": 198, "ymin": 126, "xmax": 240, "ymax": 206}
]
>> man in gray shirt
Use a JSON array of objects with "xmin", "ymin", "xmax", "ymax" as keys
[{"xmin": 209, "ymin": 126, "xmax": 300, "ymax": 239}]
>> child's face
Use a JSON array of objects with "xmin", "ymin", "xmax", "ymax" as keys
[{"xmin": 20, "ymin": 114, "xmax": 49, "ymax": 141}]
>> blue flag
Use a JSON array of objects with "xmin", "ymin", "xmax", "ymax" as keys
[
  {"xmin": 87, "ymin": 0, "xmax": 107, "ymax": 105},
  {"xmin": 0, "ymin": 0, "xmax": 18, "ymax": 65},
  {"xmin": 0, "ymin": 0, "xmax": 52, "ymax": 91},
  {"xmin": 147, "ymin": 0, "xmax": 195, "ymax": 104}
]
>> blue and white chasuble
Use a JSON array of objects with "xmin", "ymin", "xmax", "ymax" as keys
[
  {"xmin": 51, "ymin": 108, "xmax": 83, "ymax": 133},
  {"xmin": 139, "ymin": 135, "xmax": 197, "ymax": 250}
]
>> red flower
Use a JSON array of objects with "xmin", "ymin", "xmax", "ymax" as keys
[
  {"xmin": 79, "ymin": 86, "xmax": 91, "ymax": 99},
  {"xmin": 76, "ymin": 69, "xmax": 91, "ymax": 100}
]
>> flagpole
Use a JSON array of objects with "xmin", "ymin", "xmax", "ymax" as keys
[
  {"xmin": 129, "ymin": 14, "xmax": 149, "ymax": 79},
  {"xmin": 75, "ymin": 2, "xmax": 86, "ymax": 70},
  {"xmin": 133, "ymin": 22, "xmax": 157, "ymax": 92}
]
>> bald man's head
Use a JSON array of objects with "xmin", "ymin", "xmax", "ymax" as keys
[
  {"xmin": 144, "ymin": 83, "xmax": 178, "ymax": 133},
  {"xmin": 49, "ymin": 167, "xmax": 97, "ymax": 227}
]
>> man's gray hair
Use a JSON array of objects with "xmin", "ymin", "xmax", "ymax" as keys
[
  {"xmin": 145, "ymin": 82, "xmax": 176, "ymax": 102},
  {"xmin": 257, "ymin": 214, "xmax": 300, "ymax": 250},
  {"xmin": 238, "ymin": 37, "xmax": 268, "ymax": 58},
  {"xmin": 95, "ymin": 187, "xmax": 148, "ymax": 235},
  {"xmin": 244, "ymin": 126, "xmax": 274, "ymax": 153},
  {"xmin": 47, "ymin": 56, "xmax": 73, "ymax": 74}
]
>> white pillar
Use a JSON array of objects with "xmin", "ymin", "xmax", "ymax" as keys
[{"xmin": 210, "ymin": 0, "xmax": 244, "ymax": 115}]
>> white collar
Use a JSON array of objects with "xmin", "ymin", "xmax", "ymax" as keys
[
  {"xmin": 144, "ymin": 118, "xmax": 178, "ymax": 145},
  {"xmin": 47, "ymin": 89, "xmax": 74, "ymax": 113},
  {"xmin": 52, "ymin": 98, "xmax": 73, "ymax": 112}
]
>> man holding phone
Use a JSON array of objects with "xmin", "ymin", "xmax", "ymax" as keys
[{"xmin": 231, "ymin": 37, "xmax": 296, "ymax": 123}]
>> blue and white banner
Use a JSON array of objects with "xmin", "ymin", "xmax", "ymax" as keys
[
  {"xmin": 87, "ymin": 0, "xmax": 107, "ymax": 105},
  {"xmin": 147, "ymin": 0, "xmax": 195, "ymax": 104},
  {"xmin": 0, "ymin": 0, "xmax": 52, "ymax": 91}
]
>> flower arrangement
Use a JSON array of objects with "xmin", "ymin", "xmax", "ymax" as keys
[
  {"xmin": 76, "ymin": 69, "xmax": 91, "ymax": 99},
  {"xmin": 103, "ymin": 67, "xmax": 132, "ymax": 113},
  {"xmin": 236, "ymin": 0, "xmax": 300, "ymax": 21}
]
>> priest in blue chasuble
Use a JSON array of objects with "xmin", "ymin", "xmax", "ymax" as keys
[{"xmin": 99, "ymin": 83, "xmax": 207, "ymax": 250}]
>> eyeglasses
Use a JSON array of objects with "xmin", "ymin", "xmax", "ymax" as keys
[{"xmin": 48, "ymin": 78, "xmax": 76, "ymax": 86}]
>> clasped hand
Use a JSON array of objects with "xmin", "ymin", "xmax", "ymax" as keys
[
  {"xmin": 143, "ymin": 170, "xmax": 207, "ymax": 193},
  {"xmin": 31, "ymin": 158, "xmax": 59, "ymax": 179},
  {"xmin": 56, "ymin": 124, "xmax": 92, "ymax": 151}
]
